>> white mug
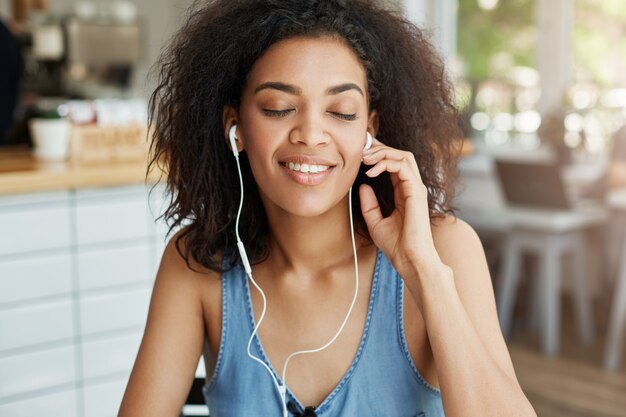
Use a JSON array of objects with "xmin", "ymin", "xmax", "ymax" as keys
[{"xmin": 29, "ymin": 118, "xmax": 72, "ymax": 161}]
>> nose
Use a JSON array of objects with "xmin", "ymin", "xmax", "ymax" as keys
[{"xmin": 289, "ymin": 109, "xmax": 329, "ymax": 148}]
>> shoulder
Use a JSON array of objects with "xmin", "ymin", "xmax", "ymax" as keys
[
  {"xmin": 157, "ymin": 227, "xmax": 223, "ymax": 309},
  {"xmin": 430, "ymin": 213, "xmax": 482, "ymax": 257},
  {"xmin": 159, "ymin": 226, "xmax": 222, "ymax": 281},
  {"xmin": 429, "ymin": 213, "xmax": 490, "ymax": 290}
]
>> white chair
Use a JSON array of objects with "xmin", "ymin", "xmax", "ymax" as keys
[
  {"xmin": 496, "ymin": 207, "xmax": 607, "ymax": 356},
  {"xmin": 604, "ymin": 252, "xmax": 626, "ymax": 370},
  {"xmin": 604, "ymin": 189, "xmax": 626, "ymax": 370}
]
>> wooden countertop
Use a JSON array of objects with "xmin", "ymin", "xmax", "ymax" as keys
[{"xmin": 0, "ymin": 146, "xmax": 163, "ymax": 196}]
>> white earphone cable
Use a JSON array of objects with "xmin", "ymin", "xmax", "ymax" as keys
[
  {"xmin": 232, "ymin": 152, "xmax": 360, "ymax": 417},
  {"xmin": 233, "ymin": 154, "xmax": 286, "ymax": 412}
]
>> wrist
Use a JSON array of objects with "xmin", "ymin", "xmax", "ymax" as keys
[{"xmin": 403, "ymin": 259, "xmax": 455, "ymax": 313}]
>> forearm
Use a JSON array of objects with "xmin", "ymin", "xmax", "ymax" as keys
[{"xmin": 405, "ymin": 263, "xmax": 536, "ymax": 417}]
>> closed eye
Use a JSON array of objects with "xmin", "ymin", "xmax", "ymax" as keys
[
  {"xmin": 262, "ymin": 109, "xmax": 357, "ymax": 121},
  {"xmin": 262, "ymin": 108, "xmax": 294, "ymax": 117},
  {"xmin": 329, "ymin": 112, "xmax": 357, "ymax": 121}
]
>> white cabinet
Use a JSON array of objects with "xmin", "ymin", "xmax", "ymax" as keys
[
  {"xmin": 80, "ymin": 288, "xmax": 152, "ymax": 335},
  {"xmin": 0, "ymin": 345, "xmax": 77, "ymax": 397},
  {"xmin": 0, "ymin": 192, "xmax": 71, "ymax": 256},
  {"xmin": 83, "ymin": 378, "xmax": 129, "ymax": 417},
  {"xmin": 0, "ymin": 299, "xmax": 74, "ymax": 351},
  {"xmin": 0, "ymin": 389, "xmax": 78, "ymax": 417},
  {"xmin": 75, "ymin": 186, "xmax": 152, "ymax": 246},
  {"xmin": 82, "ymin": 332, "xmax": 143, "ymax": 380},
  {"xmin": 77, "ymin": 243, "xmax": 152, "ymax": 291},
  {"xmin": 0, "ymin": 184, "xmax": 169, "ymax": 417},
  {"xmin": 0, "ymin": 254, "xmax": 72, "ymax": 304}
]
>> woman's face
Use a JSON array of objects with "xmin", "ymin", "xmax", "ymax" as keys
[{"xmin": 235, "ymin": 35, "xmax": 378, "ymax": 218}]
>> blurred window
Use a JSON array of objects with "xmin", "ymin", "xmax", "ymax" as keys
[
  {"xmin": 455, "ymin": 0, "xmax": 541, "ymax": 149},
  {"xmin": 567, "ymin": 0, "xmax": 626, "ymax": 154}
]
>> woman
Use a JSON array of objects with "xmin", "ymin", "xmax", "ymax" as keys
[{"xmin": 119, "ymin": 1, "xmax": 536, "ymax": 416}]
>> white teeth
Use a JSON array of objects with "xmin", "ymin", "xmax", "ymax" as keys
[{"xmin": 286, "ymin": 162, "xmax": 330, "ymax": 173}]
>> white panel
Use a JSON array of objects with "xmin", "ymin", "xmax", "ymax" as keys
[
  {"xmin": 0, "ymin": 253, "xmax": 72, "ymax": 304},
  {"xmin": 0, "ymin": 344, "xmax": 76, "ymax": 397},
  {"xmin": 78, "ymin": 243, "xmax": 151, "ymax": 291},
  {"xmin": 0, "ymin": 191, "xmax": 70, "ymax": 208},
  {"xmin": 80, "ymin": 287, "xmax": 151, "ymax": 335},
  {"xmin": 83, "ymin": 378, "xmax": 128, "ymax": 417},
  {"xmin": 75, "ymin": 184, "xmax": 148, "ymax": 200},
  {"xmin": 76, "ymin": 193, "xmax": 151, "ymax": 246},
  {"xmin": 82, "ymin": 332, "xmax": 142, "ymax": 380},
  {"xmin": 0, "ymin": 203, "xmax": 71, "ymax": 256},
  {"xmin": 0, "ymin": 299, "xmax": 74, "ymax": 351},
  {"xmin": 0, "ymin": 389, "xmax": 78, "ymax": 417}
]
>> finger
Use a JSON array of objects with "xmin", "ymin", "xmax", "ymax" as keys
[
  {"xmin": 365, "ymin": 159, "xmax": 418, "ymax": 182},
  {"xmin": 362, "ymin": 148, "xmax": 420, "ymax": 177},
  {"xmin": 359, "ymin": 183, "xmax": 383, "ymax": 234},
  {"xmin": 362, "ymin": 148, "xmax": 407, "ymax": 163}
]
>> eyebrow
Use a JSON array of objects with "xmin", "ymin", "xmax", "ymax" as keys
[{"xmin": 254, "ymin": 82, "xmax": 364, "ymax": 97}]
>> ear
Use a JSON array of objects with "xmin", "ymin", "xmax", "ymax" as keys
[
  {"xmin": 223, "ymin": 105, "xmax": 245, "ymax": 153},
  {"xmin": 367, "ymin": 109, "xmax": 380, "ymax": 139}
]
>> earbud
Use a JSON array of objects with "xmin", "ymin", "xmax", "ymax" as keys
[
  {"xmin": 228, "ymin": 124, "xmax": 239, "ymax": 157},
  {"xmin": 364, "ymin": 132, "xmax": 373, "ymax": 151}
]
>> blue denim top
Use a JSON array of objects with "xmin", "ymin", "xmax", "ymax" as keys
[{"xmin": 202, "ymin": 248, "xmax": 445, "ymax": 416}]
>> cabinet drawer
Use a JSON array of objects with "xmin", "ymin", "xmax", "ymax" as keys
[
  {"xmin": 77, "ymin": 243, "xmax": 151, "ymax": 291},
  {"xmin": 0, "ymin": 202, "xmax": 71, "ymax": 256},
  {"xmin": 0, "ymin": 388, "xmax": 78, "ymax": 417},
  {"xmin": 80, "ymin": 287, "xmax": 151, "ymax": 335},
  {"xmin": 0, "ymin": 299, "xmax": 74, "ymax": 351},
  {"xmin": 0, "ymin": 344, "xmax": 76, "ymax": 398},
  {"xmin": 83, "ymin": 378, "xmax": 128, "ymax": 417},
  {"xmin": 76, "ymin": 192, "xmax": 151, "ymax": 246},
  {"xmin": 0, "ymin": 253, "xmax": 72, "ymax": 305},
  {"xmin": 82, "ymin": 332, "xmax": 142, "ymax": 380}
]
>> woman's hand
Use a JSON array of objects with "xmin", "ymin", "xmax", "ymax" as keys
[{"xmin": 359, "ymin": 137, "xmax": 448, "ymax": 293}]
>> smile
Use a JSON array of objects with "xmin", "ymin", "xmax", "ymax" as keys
[
  {"xmin": 278, "ymin": 161, "xmax": 335, "ymax": 185},
  {"xmin": 283, "ymin": 162, "xmax": 331, "ymax": 173}
]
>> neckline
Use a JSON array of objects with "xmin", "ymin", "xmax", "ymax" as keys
[{"xmin": 242, "ymin": 247, "xmax": 383, "ymax": 415}]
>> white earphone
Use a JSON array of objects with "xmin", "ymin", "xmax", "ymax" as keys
[
  {"xmin": 365, "ymin": 131, "xmax": 373, "ymax": 151},
  {"xmin": 228, "ymin": 125, "xmax": 239, "ymax": 157},
  {"xmin": 227, "ymin": 123, "xmax": 362, "ymax": 417}
]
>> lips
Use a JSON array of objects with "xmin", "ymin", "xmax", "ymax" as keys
[
  {"xmin": 278, "ymin": 155, "xmax": 337, "ymax": 186},
  {"xmin": 279, "ymin": 155, "xmax": 338, "ymax": 166}
]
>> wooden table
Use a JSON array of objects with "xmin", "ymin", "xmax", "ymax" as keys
[{"xmin": 0, "ymin": 145, "xmax": 162, "ymax": 196}]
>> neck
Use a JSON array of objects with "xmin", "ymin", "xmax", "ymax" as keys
[{"xmin": 262, "ymin": 194, "xmax": 366, "ymax": 278}]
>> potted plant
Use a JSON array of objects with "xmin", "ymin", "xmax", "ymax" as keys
[{"xmin": 28, "ymin": 105, "xmax": 72, "ymax": 161}]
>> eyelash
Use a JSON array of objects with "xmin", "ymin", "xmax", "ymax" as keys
[{"xmin": 262, "ymin": 109, "xmax": 357, "ymax": 121}]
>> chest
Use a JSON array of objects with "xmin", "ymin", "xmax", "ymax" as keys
[
  {"xmin": 201, "ymin": 273, "xmax": 438, "ymax": 408},
  {"xmin": 203, "ymin": 280, "xmax": 438, "ymax": 406}
]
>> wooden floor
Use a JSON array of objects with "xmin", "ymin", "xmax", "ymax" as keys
[{"xmin": 507, "ymin": 296, "xmax": 626, "ymax": 417}]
